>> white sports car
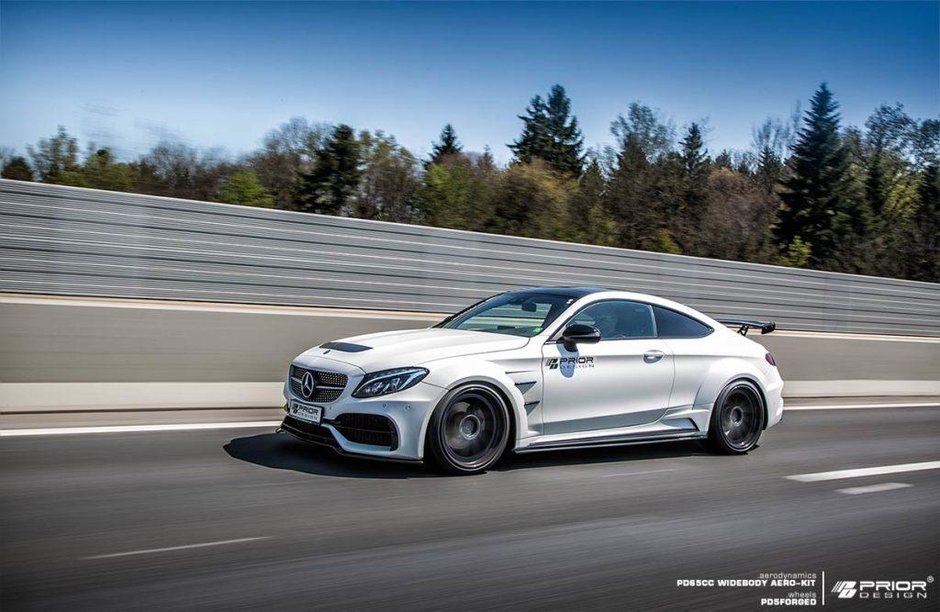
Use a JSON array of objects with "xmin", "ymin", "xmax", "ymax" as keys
[{"xmin": 280, "ymin": 287, "xmax": 784, "ymax": 474}]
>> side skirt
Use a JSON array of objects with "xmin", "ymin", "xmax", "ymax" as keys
[{"xmin": 514, "ymin": 430, "xmax": 706, "ymax": 454}]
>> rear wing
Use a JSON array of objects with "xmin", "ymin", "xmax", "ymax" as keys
[{"xmin": 717, "ymin": 319, "xmax": 776, "ymax": 336}]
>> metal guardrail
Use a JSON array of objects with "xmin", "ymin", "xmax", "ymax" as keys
[{"xmin": 1, "ymin": 179, "xmax": 939, "ymax": 335}]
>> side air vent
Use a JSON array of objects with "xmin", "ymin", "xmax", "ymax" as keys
[{"xmin": 332, "ymin": 413, "xmax": 398, "ymax": 450}]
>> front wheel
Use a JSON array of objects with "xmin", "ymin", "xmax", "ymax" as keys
[
  {"xmin": 426, "ymin": 384, "xmax": 510, "ymax": 475},
  {"xmin": 704, "ymin": 380, "xmax": 765, "ymax": 454}
]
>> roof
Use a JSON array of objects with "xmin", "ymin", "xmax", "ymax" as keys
[{"xmin": 506, "ymin": 286, "xmax": 610, "ymax": 299}]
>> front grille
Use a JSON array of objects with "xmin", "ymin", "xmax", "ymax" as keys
[
  {"xmin": 281, "ymin": 415, "xmax": 339, "ymax": 448},
  {"xmin": 289, "ymin": 365, "xmax": 348, "ymax": 402},
  {"xmin": 332, "ymin": 413, "xmax": 398, "ymax": 450}
]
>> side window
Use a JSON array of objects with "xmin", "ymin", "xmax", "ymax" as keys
[
  {"xmin": 653, "ymin": 305, "xmax": 713, "ymax": 338},
  {"xmin": 570, "ymin": 301, "xmax": 656, "ymax": 340}
]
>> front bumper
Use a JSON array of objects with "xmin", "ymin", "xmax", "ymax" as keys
[
  {"xmin": 282, "ymin": 379, "xmax": 447, "ymax": 461},
  {"xmin": 279, "ymin": 415, "xmax": 423, "ymax": 463}
]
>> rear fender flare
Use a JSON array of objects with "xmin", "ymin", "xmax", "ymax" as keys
[{"xmin": 693, "ymin": 358, "xmax": 767, "ymax": 427}]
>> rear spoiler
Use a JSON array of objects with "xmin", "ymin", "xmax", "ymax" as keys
[{"xmin": 717, "ymin": 319, "xmax": 776, "ymax": 336}]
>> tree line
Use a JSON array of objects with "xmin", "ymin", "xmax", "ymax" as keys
[{"xmin": 2, "ymin": 83, "xmax": 938, "ymax": 281}]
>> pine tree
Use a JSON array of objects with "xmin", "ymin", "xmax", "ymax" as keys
[
  {"xmin": 430, "ymin": 124, "xmax": 462, "ymax": 164},
  {"xmin": 752, "ymin": 115, "xmax": 795, "ymax": 192},
  {"xmin": 903, "ymin": 163, "xmax": 940, "ymax": 280},
  {"xmin": 678, "ymin": 123, "xmax": 710, "ymax": 249},
  {"xmin": 714, "ymin": 150, "xmax": 734, "ymax": 170},
  {"xmin": 478, "ymin": 146, "xmax": 496, "ymax": 173},
  {"xmin": 865, "ymin": 155, "xmax": 888, "ymax": 215},
  {"xmin": 509, "ymin": 85, "xmax": 584, "ymax": 176},
  {"xmin": 509, "ymin": 95, "xmax": 549, "ymax": 165},
  {"xmin": 864, "ymin": 104, "xmax": 915, "ymax": 218},
  {"xmin": 776, "ymin": 84, "xmax": 864, "ymax": 268},
  {"xmin": 571, "ymin": 158, "xmax": 617, "ymax": 245},
  {"xmin": 297, "ymin": 124, "xmax": 362, "ymax": 215},
  {"xmin": 681, "ymin": 123, "xmax": 708, "ymax": 179},
  {"xmin": 755, "ymin": 145, "xmax": 782, "ymax": 193},
  {"xmin": 606, "ymin": 131, "xmax": 662, "ymax": 251}
]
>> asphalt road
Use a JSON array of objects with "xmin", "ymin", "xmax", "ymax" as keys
[{"xmin": 2, "ymin": 406, "xmax": 939, "ymax": 611}]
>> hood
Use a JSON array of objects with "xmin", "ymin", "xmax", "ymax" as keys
[{"xmin": 297, "ymin": 328, "xmax": 531, "ymax": 373}]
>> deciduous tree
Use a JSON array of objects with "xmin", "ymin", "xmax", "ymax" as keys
[
  {"xmin": 249, "ymin": 117, "xmax": 327, "ymax": 209},
  {"xmin": 357, "ymin": 131, "xmax": 420, "ymax": 222},
  {"xmin": 218, "ymin": 170, "xmax": 275, "ymax": 207},
  {"xmin": 1, "ymin": 156, "xmax": 33, "ymax": 181},
  {"xmin": 487, "ymin": 160, "xmax": 578, "ymax": 240},
  {"xmin": 27, "ymin": 126, "xmax": 81, "ymax": 183}
]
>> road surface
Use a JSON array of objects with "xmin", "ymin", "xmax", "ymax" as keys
[{"xmin": 2, "ymin": 405, "xmax": 938, "ymax": 610}]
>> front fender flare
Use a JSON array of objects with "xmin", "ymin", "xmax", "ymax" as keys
[{"xmin": 420, "ymin": 359, "xmax": 529, "ymax": 452}]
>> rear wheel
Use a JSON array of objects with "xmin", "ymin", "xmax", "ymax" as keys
[
  {"xmin": 426, "ymin": 384, "xmax": 510, "ymax": 475},
  {"xmin": 704, "ymin": 380, "xmax": 765, "ymax": 454}
]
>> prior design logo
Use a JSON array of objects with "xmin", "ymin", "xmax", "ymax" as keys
[
  {"xmin": 546, "ymin": 356, "xmax": 595, "ymax": 370},
  {"xmin": 832, "ymin": 578, "xmax": 931, "ymax": 600},
  {"xmin": 831, "ymin": 582, "xmax": 858, "ymax": 599}
]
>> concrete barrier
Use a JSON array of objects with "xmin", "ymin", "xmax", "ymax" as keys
[{"xmin": 2, "ymin": 293, "xmax": 937, "ymax": 413}]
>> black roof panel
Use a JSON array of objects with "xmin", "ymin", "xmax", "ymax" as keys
[{"xmin": 506, "ymin": 286, "xmax": 609, "ymax": 299}]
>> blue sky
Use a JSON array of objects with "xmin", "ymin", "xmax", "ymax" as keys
[{"xmin": 1, "ymin": 1, "xmax": 937, "ymax": 163}]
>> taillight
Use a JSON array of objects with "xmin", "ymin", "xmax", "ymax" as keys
[{"xmin": 765, "ymin": 352, "xmax": 776, "ymax": 366}]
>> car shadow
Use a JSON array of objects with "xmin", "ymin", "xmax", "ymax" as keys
[
  {"xmin": 224, "ymin": 432, "xmax": 715, "ymax": 479},
  {"xmin": 223, "ymin": 432, "xmax": 431, "ymax": 479}
]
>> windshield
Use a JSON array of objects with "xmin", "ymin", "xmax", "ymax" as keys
[{"xmin": 438, "ymin": 292, "xmax": 576, "ymax": 337}]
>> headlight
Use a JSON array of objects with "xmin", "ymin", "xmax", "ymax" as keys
[{"xmin": 352, "ymin": 367, "xmax": 429, "ymax": 398}]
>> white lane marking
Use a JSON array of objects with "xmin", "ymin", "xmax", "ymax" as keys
[
  {"xmin": 238, "ymin": 480, "xmax": 314, "ymax": 488},
  {"xmin": 0, "ymin": 421, "xmax": 281, "ymax": 437},
  {"xmin": 3, "ymin": 401, "xmax": 939, "ymax": 437},
  {"xmin": 0, "ymin": 291, "xmax": 442, "ymax": 320},
  {"xmin": 601, "ymin": 468, "xmax": 676, "ymax": 478},
  {"xmin": 82, "ymin": 537, "xmax": 270, "ymax": 560},
  {"xmin": 836, "ymin": 482, "xmax": 913, "ymax": 495},
  {"xmin": 786, "ymin": 461, "xmax": 940, "ymax": 482},
  {"xmin": 1, "ymin": 402, "xmax": 936, "ymax": 437},
  {"xmin": 787, "ymin": 402, "xmax": 940, "ymax": 411},
  {"xmin": 772, "ymin": 330, "xmax": 940, "ymax": 343}
]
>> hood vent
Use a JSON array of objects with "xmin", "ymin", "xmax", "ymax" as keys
[{"xmin": 320, "ymin": 341, "xmax": 372, "ymax": 353}]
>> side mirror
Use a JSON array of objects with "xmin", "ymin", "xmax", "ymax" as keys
[{"xmin": 561, "ymin": 324, "xmax": 601, "ymax": 351}]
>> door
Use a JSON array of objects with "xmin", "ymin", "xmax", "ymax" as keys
[{"xmin": 540, "ymin": 300, "xmax": 675, "ymax": 435}]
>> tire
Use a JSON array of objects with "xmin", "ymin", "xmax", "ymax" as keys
[
  {"xmin": 426, "ymin": 383, "xmax": 511, "ymax": 475},
  {"xmin": 704, "ymin": 379, "xmax": 765, "ymax": 455}
]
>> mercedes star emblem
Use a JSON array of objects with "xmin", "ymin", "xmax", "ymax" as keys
[{"xmin": 301, "ymin": 371, "xmax": 316, "ymax": 399}]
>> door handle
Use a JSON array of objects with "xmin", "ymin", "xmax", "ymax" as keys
[{"xmin": 643, "ymin": 350, "xmax": 665, "ymax": 363}]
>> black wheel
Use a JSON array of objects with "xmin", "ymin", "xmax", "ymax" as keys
[
  {"xmin": 704, "ymin": 380, "xmax": 765, "ymax": 454},
  {"xmin": 426, "ymin": 384, "xmax": 510, "ymax": 475}
]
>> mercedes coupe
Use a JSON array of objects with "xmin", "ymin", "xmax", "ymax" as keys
[{"xmin": 279, "ymin": 287, "xmax": 784, "ymax": 474}]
